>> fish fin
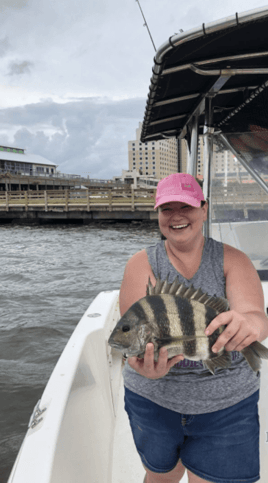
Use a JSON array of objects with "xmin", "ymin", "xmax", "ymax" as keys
[
  {"xmin": 190, "ymin": 287, "xmax": 205, "ymax": 300},
  {"xmin": 207, "ymin": 297, "xmax": 229, "ymax": 312},
  {"xmin": 175, "ymin": 284, "xmax": 189, "ymax": 296},
  {"xmin": 147, "ymin": 276, "xmax": 229, "ymax": 313},
  {"xmin": 202, "ymin": 359, "xmax": 216, "ymax": 375},
  {"xmin": 241, "ymin": 341, "xmax": 268, "ymax": 372},
  {"xmin": 183, "ymin": 284, "xmax": 196, "ymax": 298},
  {"xmin": 147, "ymin": 277, "xmax": 155, "ymax": 296},
  {"xmin": 154, "ymin": 277, "xmax": 165, "ymax": 294},
  {"xmin": 147, "ymin": 275, "xmax": 178, "ymax": 295},
  {"xmin": 248, "ymin": 341, "xmax": 268, "ymax": 359},
  {"xmin": 178, "ymin": 286, "xmax": 229, "ymax": 313},
  {"xmin": 161, "ymin": 276, "xmax": 172, "ymax": 294},
  {"xmin": 169, "ymin": 277, "xmax": 181, "ymax": 295},
  {"xmin": 241, "ymin": 347, "xmax": 261, "ymax": 372},
  {"xmin": 203, "ymin": 351, "xmax": 232, "ymax": 375}
]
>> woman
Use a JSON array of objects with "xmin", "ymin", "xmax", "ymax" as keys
[{"xmin": 119, "ymin": 173, "xmax": 268, "ymax": 483}]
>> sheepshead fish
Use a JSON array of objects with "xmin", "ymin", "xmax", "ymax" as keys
[{"xmin": 108, "ymin": 276, "xmax": 268, "ymax": 374}]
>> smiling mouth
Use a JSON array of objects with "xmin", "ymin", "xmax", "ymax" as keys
[{"xmin": 170, "ymin": 224, "xmax": 190, "ymax": 230}]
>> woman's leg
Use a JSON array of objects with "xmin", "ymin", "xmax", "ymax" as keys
[
  {"xmin": 124, "ymin": 388, "xmax": 185, "ymax": 478},
  {"xmin": 144, "ymin": 460, "xmax": 186, "ymax": 483},
  {"xmin": 187, "ymin": 469, "xmax": 214, "ymax": 483}
]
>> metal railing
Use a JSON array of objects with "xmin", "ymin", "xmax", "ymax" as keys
[{"xmin": 0, "ymin": 168, "xmax": 124, "ymax": 185}]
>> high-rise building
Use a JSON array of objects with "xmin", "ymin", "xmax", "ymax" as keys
[
  {"xmin": 128, "ymin": 123, "xmax": 257, "ymax": 182},
  {"xmin": 178, "ymin": 138, "xmax": 188, "ymax": 173},
  {"xmin": 128, "ymin": 123, "xmax": 187, "ymax": 178},
  {"xmin": 197, "ymin": 137, "xmax": 252, "ymax": 182}
]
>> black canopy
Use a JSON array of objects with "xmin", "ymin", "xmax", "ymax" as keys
[{"xmin": 141, "ymin": 7, "xmax": 268, "ymax": 147}]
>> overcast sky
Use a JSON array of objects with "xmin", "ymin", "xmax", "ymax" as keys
[{"xmin": 0, "ymin": 0, "xmax": 267, "ymax": 178}]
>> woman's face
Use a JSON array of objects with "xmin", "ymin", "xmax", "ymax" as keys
[{"xmin": 158, "ymin": 201, "xmax": 208, "ymax": 244}]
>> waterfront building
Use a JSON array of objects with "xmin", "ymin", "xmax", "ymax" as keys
[
  {"xmin": 0, "ymin": 145, "xmax": 57, "ymax": 176},
  {"xmin": 0, "ymin": 145, "xmax": 85, "ymax": 192}
]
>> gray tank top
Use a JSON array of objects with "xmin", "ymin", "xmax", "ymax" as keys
[{"xmin": 122, "ymin": 237, "xmax": 260, "ymax": 414}]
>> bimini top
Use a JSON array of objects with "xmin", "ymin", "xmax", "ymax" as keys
[{"xmin": 141, "ymin": 6, "xmax": 268, "ymax": 144}]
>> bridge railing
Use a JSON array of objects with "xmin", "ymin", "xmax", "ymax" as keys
[
  {"xmin": 0, "ymin": 186, "xmax": 267, "ymax": 215},
  {"xmin": 0, "ymin": 188, "xmax": 156, "ymax": 212}
]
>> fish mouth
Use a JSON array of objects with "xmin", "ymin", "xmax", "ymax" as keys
[
  {"xmin": 109, "ymin": 342, "xmax": 139, "ymax": 357},
  {"xmin": 108, "ymin": 339, "xmax": 122, "ymax": 348},
  {"xmin": 108, "ymin": 340, "xmax": 131, "ymax": 351}
]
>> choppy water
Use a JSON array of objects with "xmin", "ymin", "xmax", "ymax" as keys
[{"xmin": 0, "ymin": 222, "xmax": 160, "ymax": 482}]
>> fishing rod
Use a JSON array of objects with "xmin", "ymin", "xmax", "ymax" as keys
[{"xmin": 135, "ymin": 0, "xmax": 156, "ymax": 52}]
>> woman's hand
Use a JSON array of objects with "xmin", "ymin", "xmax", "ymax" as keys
[
  {"xmin": 216, "ymin": 244, "xmax": 268, "ymax": 352},
  {"xmin": 128, "ymin": 343, "xmax": 184, "ymax": 379},
  {"xmin": 205, "ymin": 310, "xmax": 264, "ymax": 353}
]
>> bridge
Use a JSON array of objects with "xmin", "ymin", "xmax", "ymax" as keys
[{"xmin": 0, "ymin": 186, "xmax": 267, "ymax": 223}]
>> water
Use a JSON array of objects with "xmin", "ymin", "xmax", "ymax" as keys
[{"xmin": 0, "ymin": 222, "xmax": 160, "ymax": 482}]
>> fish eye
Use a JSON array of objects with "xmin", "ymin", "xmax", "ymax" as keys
[{"xmin": 122, "ymin": 325, "xmax": 130, "ymax": 332}]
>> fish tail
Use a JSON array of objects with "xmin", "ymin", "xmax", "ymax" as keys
[{"xmin": 241, "ymin": 341, "xmax": 268, "ymax": 373}]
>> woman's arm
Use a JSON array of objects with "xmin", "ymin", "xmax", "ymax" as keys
[
  {"xmin": 205, "ymin": 243, "xmax": 268, "ymax": 353},
  {"xmin": 119, "ymin": 249, "xmax": 184, "ymax": 378},
  {"xmin": 119, "ymin": 249, "xmax": 155, "ymax": 316}
]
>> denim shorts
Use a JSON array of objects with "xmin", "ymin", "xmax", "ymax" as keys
[{"xmin": 124, "ymin": 387, "xmax": 260, "ymax": 483}]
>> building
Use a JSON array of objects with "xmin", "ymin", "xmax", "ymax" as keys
[
  {"xmin": 0, "ymin": 145, "xmax": 81, "ymax": 192},
  {"xmin": 128, "ymin": 123, "xmax": 188, "ymax": 178},
  {"xmin": 196, "ymin": 137, "xmax": 255, "ymax": 183},
  {"xmin": 113, "ymin": 169, "xmax": 159, "ymax": 189},
  {"xmin": 128, "ymin": 124, "xmax": 268, "ymax": 185},
  {"xmin": 0, "ymin": 145, "xmax": 57, "ymax": 176},
  {"xmin": 178, "ymin": 138, "xmax": 188, "ymax": 173}
]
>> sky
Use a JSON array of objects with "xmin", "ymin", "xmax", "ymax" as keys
[{"xmin": 0, "ymin": 0, "xmax": 268, "ymax": 178}]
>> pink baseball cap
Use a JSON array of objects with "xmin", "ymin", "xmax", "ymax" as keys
[{"xmin": 154, "ymin": 173, "xmax": 205, "ymax": 209}]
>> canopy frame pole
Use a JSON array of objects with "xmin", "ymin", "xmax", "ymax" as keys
[
  {"xmin": 179, "ymin": 75, "xmax": 231, "ymax": 141},
  {"xmin": 187, "ymin": 114, "xmax": 199, "ymax": 177},
  {"xmin": 219, "ymin": 133, "xmax": 268, "ymax": 195},
  {"xmin": 183, "ymin": 74, "xmax": 230, "ymax": 236},
  {"xmin": 203, "ymin": 97, "xmax": 214, "ymax": 238}
]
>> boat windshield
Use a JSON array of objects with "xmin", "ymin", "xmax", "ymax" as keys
[
  {"xmin": 218, "ymin": 80, "xmax": 268, "ymax": 179},
  {"xmin": 210, "ymin": 135, "xmax": 268, "ymax": 279}
]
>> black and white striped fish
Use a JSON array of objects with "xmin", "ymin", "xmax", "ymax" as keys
[{"xmin": 108, "ymin": 276, "xmax": 268, "ymax": 374}]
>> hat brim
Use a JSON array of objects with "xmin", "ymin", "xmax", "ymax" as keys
[{"xmin": 154, "ymin": 195, "xmax": 202, "ymax": 210}]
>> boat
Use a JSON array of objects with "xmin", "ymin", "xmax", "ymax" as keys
[{"xmin": 7, "ymin": 6, "xmax": 268, "ymax": 483}]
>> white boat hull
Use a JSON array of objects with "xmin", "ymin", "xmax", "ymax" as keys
[{"xmin": 8, "ymin": 290, "xmax": 122, "ymax": 483}]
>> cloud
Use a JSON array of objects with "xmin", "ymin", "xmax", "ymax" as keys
[
  {"xmin": 0, "ymin": 0, "xmax": 28, "ymax": 10},
  {"xmin": 0, "ymin": 0, "xmax": 267, "ymax": 177},
  {"xmin": 0, "ymin": 0, "xmax": 267, "ymax": 103},
  {"xmin": 0, "ymin": 96, "xmax": 145, "ymax": 178},
  {"xmin": 0, "ymin": 36, "xmax": 10, "ymax": 57},
  {"xmin": 7, "ymin": 60, "xmax": 33, "ymax": 76}
]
